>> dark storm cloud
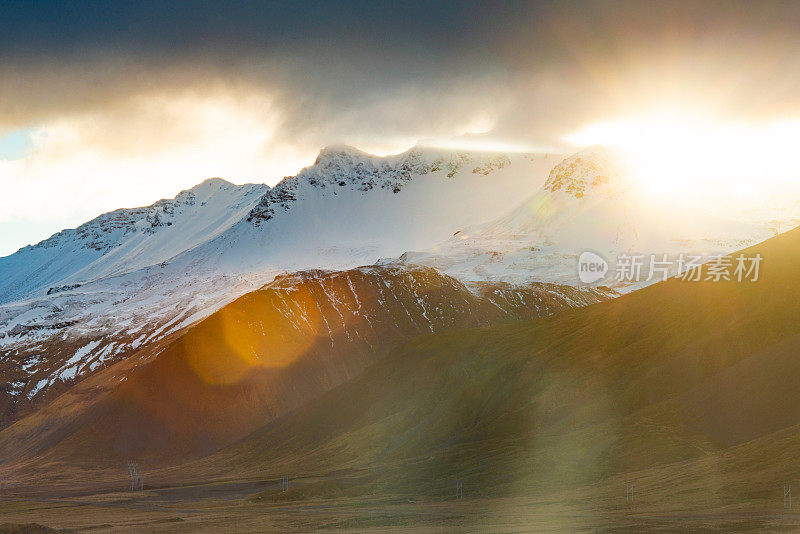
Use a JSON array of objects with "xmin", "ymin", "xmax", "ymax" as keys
[
  {"xmin": 0, "ymin": 1, "xmax": 527, "ymax": 59},
  {"xmin": 3, "ymin": 0, "xmax": 800, "ymax": 148}
]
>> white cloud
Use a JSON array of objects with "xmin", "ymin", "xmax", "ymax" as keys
[
  {"xmin": 0, "ymin": 89, "xmax": 315, "ymax": 256},
  {"xmin": 0, "ymin": 76, "xmax": 519, "ymax": 256}
]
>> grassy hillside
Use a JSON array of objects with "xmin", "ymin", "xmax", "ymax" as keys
[
  {"xmin": 4, "ymin": 226, "xmax": 800, "ymax": 528},
  {"xmin": 174, "ymin": 226, "xmax": 800, "ymax": 508},
  {"xmin": 0, "ymin": 265, "xmax": 611, "ymax": 473}
]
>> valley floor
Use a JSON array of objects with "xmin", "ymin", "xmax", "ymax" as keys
[{"xmin": 4, "ymin": 475, "xmax": 800, "ymax": 533}]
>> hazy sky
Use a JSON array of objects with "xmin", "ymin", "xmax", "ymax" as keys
[{"xmin": 3, "ymin": 0, "xmax": 800, "ymax": 255}]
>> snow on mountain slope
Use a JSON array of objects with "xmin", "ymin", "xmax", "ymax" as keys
[
  {"xmin": 0, "ymin": 178, "xmax": 268, "ymax": 305},
  {"xmin": 397, "ymin": 147, "xmax": 799, "ymax": 289},
  {"xmin": 0, "ymin": 147, "xmax": 555, "ymax": 304},
  {"xmin": 171, "ymin": 146, "xmax": 561, "ymax": 275},
  {"xmin": 0, "ymin": 263, "xmax": 615, "ymax": 461},
  {"xmin": 481, "ymin": 147, "xmax": 642, "ymax": 247},
  {"xmin": 0, "ymin": 146, "xmax": 562, "ymax": 417}
]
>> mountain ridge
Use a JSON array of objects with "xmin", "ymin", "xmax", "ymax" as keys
[
  {"xmin": 395, "ymin": 147, "xmax": 790, "ymax": 288},
  {"xmin": 145, "ymin": 224, "xmax": 800, "ymax": 504},
  {"xmin": 0, "ymin": 142, "xmax": 580, "ymax": 429},
  {"xmin": 0, "ymin": 263, "xmax": 614, "ymax": 462},
  {"xmin": 0, "ymin": 178, "xmax": 268, "ymax": 305}
]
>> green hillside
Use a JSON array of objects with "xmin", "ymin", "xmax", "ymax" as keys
[{"xmin": 186, "ymin": 226, "xmax": 800, "ymax": 512}]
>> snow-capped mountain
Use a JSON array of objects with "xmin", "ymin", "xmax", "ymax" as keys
[
  {"xmin": 479, "ymin": 147, "xmax": 641, "ymax": 247},
  {"xmin": 0, "ymin": 178, "xmax": 269, "ymax": 305},
  {"xmin": 6, "ymin": 141, "xmax": 796, "ymax": 442},
  {"xmin": 396, "ymin": 147, "xmax": 797, "ymax": 289},
  {"xmin": 0, "ymin": 146, "xmax": 555, "ymax": 303},
  {"xmin": 0, "ymin": 146, "xmax": 562, "ymax": 412},
  {"xmin": 187, "ymin": 146, "xmax": 557, "ymax": 274}
]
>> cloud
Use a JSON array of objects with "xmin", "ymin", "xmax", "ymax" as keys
[
  {"xmin": 0, "ymin": 88, "xmax": 303, "ymax": 254},
  {"xmin": 5, "ymin": 1, "xmax": 800, "ymax": 145},
  {"xmin": 4, "ymin": 1, "xmax": 800, "ymax": 254}
]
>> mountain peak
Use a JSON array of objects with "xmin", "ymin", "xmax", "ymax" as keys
[
  {"xmin": 314, "ymin": 145, "xmax": 374, "ymax": 164},
  {"xmin": 191, "ymin": 177, "xmax": 234, "ymax": 190},
  {"xmin": 176, "ymin": 177, "xmax": 244, "ymax": 204},
  {"xmin": 248, "ymin": 145, "xmax": 432, "ymax": 223},
  {"xmin": 543, "ymin": 146, "xmax": 627, "ymax": 200}
]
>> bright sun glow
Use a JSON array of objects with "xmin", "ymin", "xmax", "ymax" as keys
[{"xmin": 565, "ymin": 109, "xmax": 800, "ymax": 206}]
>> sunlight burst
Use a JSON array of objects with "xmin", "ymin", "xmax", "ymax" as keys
[{"xmin": 566, "ymin": 110, "xmax": 800, "ymax": 206}]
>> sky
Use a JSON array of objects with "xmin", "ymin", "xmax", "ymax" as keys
[{"xmin": 3, "ymin": 0, "xmax": 800, "ymax": 256}]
